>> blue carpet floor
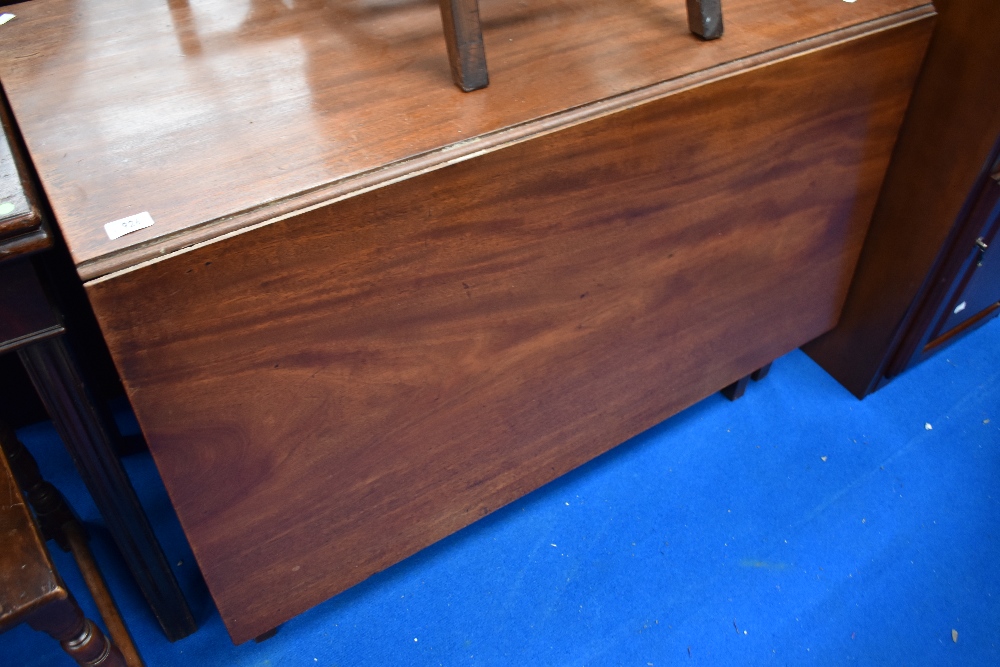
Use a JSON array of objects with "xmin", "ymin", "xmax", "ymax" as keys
[{"xmin": 4, "ymin": 318, "xmax": 999, "ymax": 666}]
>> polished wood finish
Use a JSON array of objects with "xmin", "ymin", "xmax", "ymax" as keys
[
  {"xmin": 0, "ymin": 91, "xmax": 48, "ymax": 259},
  {"xmin": 74, "ymin": 13, "xmax": 934, "ymax": 641},
  {"xmin": 439, "ymin": 0, "xmax": 724, "ymax": 92},
  {"xmin": 0, "ymin": 0, "xmax": 928, "ymax": 280},
  {"xmin": 18, "ymin": 337, "xmax": 197, "ymax": 642},
  {"xmin": 438, "ymin": 0, "xmax": 489, "ymax": 91},
  {"xmin": 0, "ymin": 114, "xmax": 40, "ymax": 241},
  {"xmin": 0, "ymin": 94, "xmax": 195, "ymax": 639},
  {"xmin": 802, "ymin": 0, "xmax": 1000, "ymax": 396},
  {"xmin": 0, "ymin": 0, "xmax": 934, "ymax": 643},
  {"xmin": 0, "ymin": 439, "xmax": 126, "ymax": 667}
]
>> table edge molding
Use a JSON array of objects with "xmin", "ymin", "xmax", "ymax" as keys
[{"xmin": 79, "ymin": 4, "xmax": 935, "ymax": 284}]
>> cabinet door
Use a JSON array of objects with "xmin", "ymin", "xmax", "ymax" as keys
[{"xmin": 925, "ymin": 174, "xmax": 1000, "ymax": 349}]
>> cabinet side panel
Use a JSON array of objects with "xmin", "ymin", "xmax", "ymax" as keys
[
  {"xmin": 86, "ymin": 19, "xmax": 932, "ymax": 643},
  {"xmin": 802, "ymin": 0, "xmax": 1000, "ymax": 396}
]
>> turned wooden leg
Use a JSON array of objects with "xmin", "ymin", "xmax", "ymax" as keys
[
  {"xmin": 751, "ymin": 362, "xmax": 772, "ymax": 382},
  {"xmin": 0, "ymin": 420, "xmax": 77, "ymax": 549},
  {"xmin": 438, "ymin": 0, "xmax": 489, "ymax": 92},
  {"xmin": 26, "ymin": 592, "xmax": 126, "ymax": 667},
  {"xmin": 686, "ymin": 0, "xmax": 723, "ymax": 40},
  {"xmin": 18, "ymin": 336, "xmax": 196, "ymax": 641},
  {"xmin": 1, "ymin": 420, "xmax": 146, "ymax": 666},
  {"xmin": 721, "ymin": 374, "xmax": 750, "ymax": 401},
  {"xmin": 65, "ymin": 522, "xmax": 146, "ymax": 667}
]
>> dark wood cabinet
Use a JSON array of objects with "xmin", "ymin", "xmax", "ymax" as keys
[
  {"xmin": 891, "ymin": 159, "xmax": 1000, "ymax": 370},
  {"xmin": 803, "ymin": 0, "xmax": 1000, "ymax": 397}
]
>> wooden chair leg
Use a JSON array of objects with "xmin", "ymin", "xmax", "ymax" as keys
[
  {"xmin": 26, "ymin": 592, "xmax": 126, "ymax": 667},
  {"xmin": 721, "ymin": 374, "xmax": 750, "ymax": 401},
  {"xmin": 686, "ymin": 0, "xmax": 724, "ymax": 40},
  {"xmin": 438, "ymin": 0, "xmax": 489, "ymax": 92}
]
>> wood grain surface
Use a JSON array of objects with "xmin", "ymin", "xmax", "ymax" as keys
[
  {"xmin": 85, "ymin": 15, "xmax": 933, "ymax": 642},
  {"xmin": 0, "ymin": 432, "xmax": 63, "ymax": 628},
  {"xmin": 0, "ymin": 444, "xmax": 126, "ymax": 666},
  {"xmin": 0, "ymin": 92, "xmax": 49, "ymax": 261},
  {"xmin": 0, "ymin": 107, "xmax": 38, "ymax": 242},
  {"xmin": 802, "ymin": 0, "xmax": 1000, "ymax": 397},
  {"xmin": 0, "ymin": 0, "xmax": 927, "ymax": 278}
]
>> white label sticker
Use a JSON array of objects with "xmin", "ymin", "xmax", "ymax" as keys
[{"xmin": 104, "ymin": 211, "xmax": 154, "ymax": 240}]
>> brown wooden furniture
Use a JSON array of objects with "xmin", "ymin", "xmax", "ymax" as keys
[
  {"xmin": 0, "ymin": 0, "xmax": 935, "ymax": 643},
  {"xmin": 0, "ymin": 94, "xmax": 195, "ymax": 640},
  {"xmin": 721, "ymin": 363, "xmax": 771, "ymax": 402},
  {"xmin": 887, "ymin": 150, "xmax": 1000, "ymax": 371},
  {"xmin": 0, "ymin": 425, "xmax": 128, "ymax": 667},
  {"xmin": 803, "ymin": 0, "xmax": 1000, "ymax": 396},
  {"xmin": 1, "ymin": 421, "xmax": 146, "ymax": 667}
]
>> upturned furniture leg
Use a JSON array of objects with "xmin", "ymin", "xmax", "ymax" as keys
[
  {"xmin": 26, "ymin": 592, "xmax": 126, "ymax": 667},
  {"xmin": 17, "ymin": 336, "xmax": 197, "ymax": 641},
  {"xmin": 438, "ymin": 0, "xmax": 489, "ymax": 92},
  {"xmin": 686, "ymin": 0, "xmax": 724, "ymax": 40}
]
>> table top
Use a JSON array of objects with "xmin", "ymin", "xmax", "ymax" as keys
[
  {"xmin": 0, "ymin": 119, "xmax": 35, "ymax": 242},
  {"xmin": 0, "ymin": 0, "xmax": 925, "ymax": 279},
  {"xmin": 0, "ymin": 95, "xmax": 47, "ymax": 261}
]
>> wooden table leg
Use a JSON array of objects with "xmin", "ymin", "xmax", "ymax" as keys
[
  {"xmin": 721, "ymin": 374, "xmax": 750, "ymax": 401},
  {"xmin": 751, "ymin": 363, "xmax": 772, "ymax": 381},
  {"xmin": 438, "ymin": 0, "xmax": 489, "ymax": 92},
  {"xmin": 18, "ymin": 336, "xmax": 197, "ymax": 641}
]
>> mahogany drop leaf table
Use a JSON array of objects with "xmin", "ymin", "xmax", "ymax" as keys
[{"xmin": 0, "ymin": 0, "xmax": 934, "ymax": 642}]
